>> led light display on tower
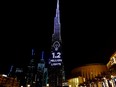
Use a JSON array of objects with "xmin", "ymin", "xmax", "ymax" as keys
[
  {"xmin": 49, "ymin": 0, "xmax": 62, "ymax": 67},
  {"xmin": 49, "ymin": 41, "xmax": 62, "ymax": 66},
  {"xmin": 48, "ymin": 0, "xmax": 65, "ymax": 87}
]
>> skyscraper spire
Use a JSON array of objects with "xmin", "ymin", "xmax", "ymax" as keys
[
  {"xmin": 53, "ymin": 0, "xmax": 61, "ymax": 40},
  {"xmin": 40, "ymin": 51, "xmax": 45, "ymax": 63},
  {"xmin": 8, "ymin": 65, "xmax": 14, "ymax": 76},
  {"xmin": 41, "ymin": 51, "xmax": 44, "ymax": 59},
  {"xmin": 32, "ymin": 48, "xmax": 35, "ymax": 56}
]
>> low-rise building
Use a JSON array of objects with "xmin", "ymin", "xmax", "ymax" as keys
[
  {"xmin": 68, "ymin": 63, "xmax": 108, "ymax": 87},
  {"xmin": 0, "ymin": 74, "xmax": 19, "ymax": 87}
]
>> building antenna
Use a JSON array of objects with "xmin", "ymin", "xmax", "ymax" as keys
[
  {"xmin": 8, "ymin": 65, "xmax": 13, "ymax": 76},
  {"xmin": 53, "ymin": 0, "xmax": 61, "ymax": 40},
  {"xmin": 32, "ymin": 48, "xmax": 35, "ymax": 56},
  {"xmin": 42, "ymin": 51, "xmax": 44, "ymax": 59}
]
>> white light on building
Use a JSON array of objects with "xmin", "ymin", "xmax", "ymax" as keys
[
  {"xmin": 114, "ymin": 78, "xmax": 116, "ymax": 81},
  {"xmin": 2, "ymin": 74, "xmax": 7, "ymax": 77},
  {"xmin": 46, "ymin": 83, "xmax": 49, "ymax": 87},
  {"xmin": 27, "ymin": 84, "xmax": 30, "ymax": 87}
]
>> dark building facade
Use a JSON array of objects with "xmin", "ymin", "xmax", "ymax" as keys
[
  {"xmin": 48, "ymin": 0, "xmax": 65, "ymax": 87},
  {"xmin": 25, "ymin": 49, "xmax": 48, "ymax": 87},
  {"xmin": 26, "ymin": 49, "xmax": 37, "ymax": 87},
  {"xmin": 15, "ymin": 67, "xmax": 25, "ymax": 86}
]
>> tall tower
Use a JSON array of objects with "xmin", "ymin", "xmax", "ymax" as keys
[
  {"xmin": 26, "ymin": 48, "xmax": 36, "ymax": 87},
  {"xmin": 48, "ymin": 0, "xmax": 65, "ymax": 87},
  {"xmin": 36, "ymin": 51, "xmax": 48, "ymax": 87}
]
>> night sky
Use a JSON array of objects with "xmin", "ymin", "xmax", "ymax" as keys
[{"xmin": 0, "ymin": 0, "xmax": 116, "ymax": 78}]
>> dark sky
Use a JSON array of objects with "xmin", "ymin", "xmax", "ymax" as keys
[{"xmin": 0, "ymin": 0, "xmax": 116, "ymax": 78}]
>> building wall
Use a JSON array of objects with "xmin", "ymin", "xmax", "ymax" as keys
[
  {"xmin": 68, "ymin": 76, "xmax": 84, "ymax": 87},
  {"xmin": 107, "ymin": 52, "xmax": 116, "ymax": 69},
  {"xmin": 107, "ymin": 52, "xmax": 116, "ymax": 76},
  {"xmin": 0, "ymin": 74, "xmax": 19, "ymax": 87},
  {"xmin": 71, "ymin": 63, "xmax": 107, "ymax": 80},
  {"xmin": 68, "ymin": 63, "xmax": 108, "ymax": 87}
]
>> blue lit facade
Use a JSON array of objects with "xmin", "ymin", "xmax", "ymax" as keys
[
  {"xmin": 24, "ymin": 49, "xmax": 48, "ymax": 87},
  {"xmin": 36, "ymin": 51, "xmax": 48, "ymax": 87}
]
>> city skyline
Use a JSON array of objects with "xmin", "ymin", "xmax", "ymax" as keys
[{"xmin": 0, "ymin": 0, "xmax": 116, "ymax": 78}]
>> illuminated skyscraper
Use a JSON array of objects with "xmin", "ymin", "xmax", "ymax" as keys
[
  {"xmin": 36, "ymin": 51, "xmax": 48, "ymax": 87},
  {"xmin": 26, "ymin": 48, "xmax": 36, "ymax": 87},
  {"xmin": 48, "ymin": 0, "xmax": 65, "ymax": 86}
]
